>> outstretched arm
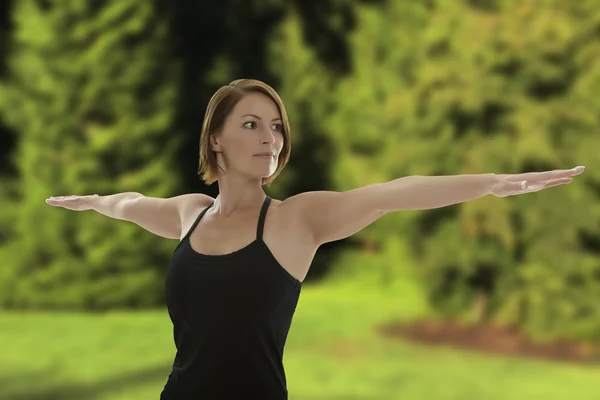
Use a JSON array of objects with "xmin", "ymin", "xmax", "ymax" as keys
[
  {"xmin": 377, "ymin": 165, "xmax": 583, "ymax": 210},
  {"xmin": 377, "ymin": 173, "xmax": 496, "ymax": 211},
  {"xmin": 45, "ymin": 192, "xmax": 213, "ymax": 239},
  {"xmin": 46, "ymin": 192, "xmax": 142, "ymax": 219},
  {"xmin": 285, "ymin": 166, "xmax": 585, "ymax": 247}
]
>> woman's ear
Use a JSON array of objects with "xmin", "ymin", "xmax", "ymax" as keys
[{"xmin": 210, "ymin": 133, "xmax": 221, "ymax": 153}]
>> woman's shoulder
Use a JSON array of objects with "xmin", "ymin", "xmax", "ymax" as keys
[{"xmin": 178, "ymin": 192, "xmax": 214, "ymax": 215}]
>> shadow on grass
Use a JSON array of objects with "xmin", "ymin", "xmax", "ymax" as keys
[{"xmin": 0, "ymin": 363, "xmax": 171, "ymax": 400}]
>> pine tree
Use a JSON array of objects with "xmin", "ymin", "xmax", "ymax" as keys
[
  {"xmin": 276, "ymin": 0, "xmax": 600, "ymax": 342},
  {"xmin": 0, "ymin": 0, "xmax": 181, "ymax": 310}
]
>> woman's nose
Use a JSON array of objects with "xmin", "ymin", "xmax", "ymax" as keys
[{"xmin": 261, "ymin": 128, "xmax": 276, "ymax": 142}]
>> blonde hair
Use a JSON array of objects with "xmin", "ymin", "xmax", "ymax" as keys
[{"xmin": 197, "ymin": 79, "xmax": 292, "ymax": 187}]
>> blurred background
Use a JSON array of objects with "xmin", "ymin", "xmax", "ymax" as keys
[{"xmin": 1, "ymin": 0, "xmax": 599, "ymax": 399}]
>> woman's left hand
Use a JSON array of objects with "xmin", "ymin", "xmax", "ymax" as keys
[{"xmin": 490, "ymin": 166, "xmax": 585, "ymax": 197}]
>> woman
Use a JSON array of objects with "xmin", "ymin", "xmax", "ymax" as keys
[{"xmin": 46, "ymin": 79, "xmax": 585, "ymax": 399}]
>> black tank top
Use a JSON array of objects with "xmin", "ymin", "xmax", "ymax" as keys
[{"xmin": 160, "ymin": 195, "xmax": 302, "ymax": 400}]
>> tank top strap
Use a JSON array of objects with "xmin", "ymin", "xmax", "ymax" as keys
[
  {"xmin": 182, "ymin": 201, "xmax": 214, "ymax": 242},
  {"xmin": 256, "ymin": 195, "xmax": 272, "ymax": 241}
]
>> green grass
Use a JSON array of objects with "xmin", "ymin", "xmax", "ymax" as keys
[{"xmin": 1, "ymin": 279, "xmax": 599, "ymax": 399}]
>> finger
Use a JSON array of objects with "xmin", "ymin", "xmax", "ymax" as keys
[
  {"xmin": 553, "ymin": 167, "xmax": 584, "ymax": 178},
  {"xmin": 45, "ymin": 198, "xmax": 64, "ymax": 206},
  {"xmin": 546, "ymin": 166, "xmax": 585, "ymax": 180},
  {"xmin": 544, "ymin": 177, "xmax": 573, "ymax": 188},
  {"xmin": 46, "ymin": 196, "xmax": 76, "ymax": 205},
  {"xmin": 521, "ymin": 166, "xmax": 585, "ymax": 182},
  {"xmin": 517, "ymin": 180, "xmax": 528, "ymax": 191},
  {"xmin": 499, "ymin": 180, "xmax": 529, "ymax": 194}
]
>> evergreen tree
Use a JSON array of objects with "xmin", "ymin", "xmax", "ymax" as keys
[
  {"xmin": 0, "ymin": 0, "xmax": 180, "ymax": 310},
  {"xmin": 278, "ymin": 0, "xmax": 600, "ymax": 342}
]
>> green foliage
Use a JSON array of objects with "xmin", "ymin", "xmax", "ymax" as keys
[
  {"xmin": 0, "ymin": 0, "xmax": 181, "ymax": 309},
  {"xmin": 266, "ymin": 9, "xmax": 341, "ymax": 195},
  {"xmin": 0, "ymin": 0, "xmax": 599, "ymax": 347},
  {"xmin": 275, "ymin": 0, "xmax": 600, "ymax": 343}
]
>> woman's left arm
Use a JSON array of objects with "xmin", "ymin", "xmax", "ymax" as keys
[
  {"xmin": 379, "ymin": 165, "xmax": 584, "ymax": 210},
  {"xmin": 282, "ymin": 166, "xmax": 585, "ymax": 247}
]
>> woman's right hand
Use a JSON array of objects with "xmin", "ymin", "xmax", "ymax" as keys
[{"xmin": 45, "ymin": 195, "xmax": 99, "ymax": 211}]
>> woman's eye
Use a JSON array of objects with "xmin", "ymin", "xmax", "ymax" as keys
[{"xmin": 244, "ymin": 121, "xmax": 282, "ymax": 131}]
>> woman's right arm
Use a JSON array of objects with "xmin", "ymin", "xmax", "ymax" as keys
[
  {"xmin": 46, "ymin": 192, "xmax": 142, "ymax": 217},
  {"xmin": 47, "ymin": 192, "xmax": 212, "ymax": 240},
  {"xmin": 116, "ymin": 193, "xmax": 211, "ymax": 239},
  {"xmin": 91, "ymin": 192, "xmax": 144, "ymax": 220}
]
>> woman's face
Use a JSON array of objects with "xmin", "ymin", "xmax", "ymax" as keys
[{"xmin": 211, "ymin": 92, "xmax": 284, "ymax": 181}]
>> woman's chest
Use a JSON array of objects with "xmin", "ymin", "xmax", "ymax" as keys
[{"xmin": 180, "ymin": 203, "xmax": 315, "ymax": 283}]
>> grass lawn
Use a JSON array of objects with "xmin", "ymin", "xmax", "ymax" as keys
[{"xmin": 1, "ymin": 279, "xmax": 599, "ymax": 400}]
